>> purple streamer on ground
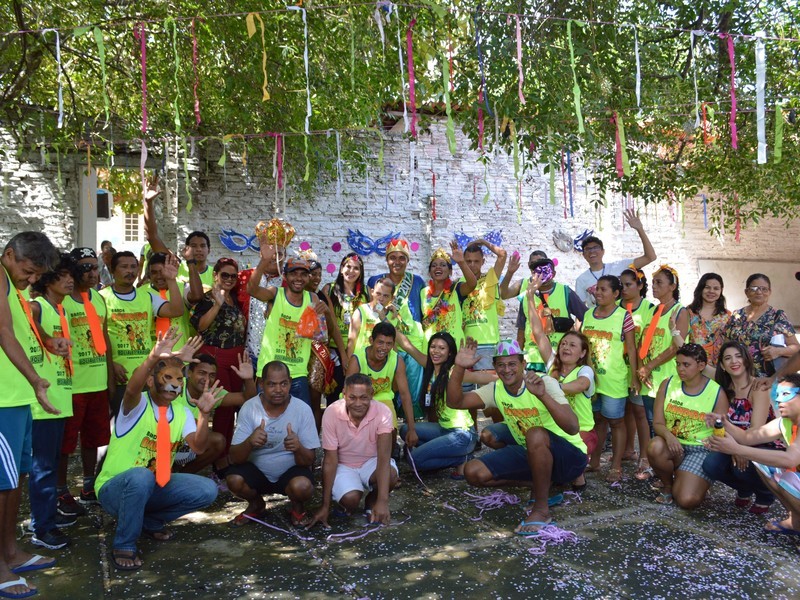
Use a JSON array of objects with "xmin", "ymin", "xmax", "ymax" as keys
[
  {"xmin": 406, "ymin": 446, "xmax": 431, "ymax": 491},
  {"xmin": 563, "ymin": 491, "xmax": 582, "ymax": 504},
  {"xmin": 326, "ymin": 513, "xmax": 411, "ymax": 543},
  {"xmin": 463, "ymin": 490, "xmax": 520, "ymax": 520},
  {"xmin": 243, "ymin": 513, "xmax": 316, "ymax": 541},
  {"xmin": 525, "ymin": 524, "xmax": 579, "ymax": 555}
]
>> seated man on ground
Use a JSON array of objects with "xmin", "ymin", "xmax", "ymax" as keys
[
  {"xmin": 226, "ymin": 361, "xmax": 318, "ymax": 527},
  {"xmin": 308, "ymin": 374, "xmax": 398, "ymax": 527},
  {"xmin": 705, "ymin": 373, "xmax": 800, "ymax": 535},
  {"xmin": 95, "ymin": 329, "xmax": 219, "ymax": 571},
  {"xmin": 173, "ymin": 349, "xmax": 257, "ymax": 475},
  {"xmin": 446, "ymin": 339, "xmax": 587, "ymax": 536}
]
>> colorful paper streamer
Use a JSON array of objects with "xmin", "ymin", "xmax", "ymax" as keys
[
  {"xmin": 567, "ymin": 21, "xmax": 584, "ymax": 134},
  {"xmin": 774, "ymin": 102, "xmax": 783, "ymax": 164},
  {"xmin": 613, "ymin": 111, "xmax": 630, "ymax": 177},
  {"xmin": 168, "ymin": 18, "xmax": 182, "ymax": 134},
  {"xmin": 134, "ymin": 23, "xmax": 148, "ymax": 133},
  {"xmin": 43, "ymin": 29, "xmax": 63, "ymax": 129},
  {"xmin": 288, "ymin": 6, "xmax": 312, "ymax": 135},
  {"xmin": 755, "ymin": 31, "xmax": 766, "ymax": 164},
  {"xmin": 566, "ymin": 148, "xmax": 574, "ymax": 217},
  {"xmin": 722, "ymin": 33, "xmax": 738, "ymax": 149},
  {"xmin": 515, "ymin": 15, "xmax": 526, "ymax": 105},
  {"xmin": 474, "ymin": 7, "xmax": 492, "ymax": 116},
  {"xmin": 181, "ymin": 138, "xmax": 192, "ymax": 211},
  {"xmin": 395, "ymin": 14, "xmax": 409, "ymax": 133},
  {"xmin": 191, "ymin": 17, "xmax": 201, "ymax": 126},
  {"xmin": 92, "ymin": 27, "xmax": 110, "ymax": 123},
  {"xmin": 406, "ymin": 19, "xmax": 418, "ymax": 138},
  {"xmin": 246, "ymin": 13, "xmax": 270, "ymax": 101},
  {"xmin": 441, "ymin": 53, "xmax": 457, "ymax": 155}
]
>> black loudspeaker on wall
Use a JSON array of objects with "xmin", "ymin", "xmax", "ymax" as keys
[{"xmin": 96, "ymin": 189, "xmax": 112, "ymax": 220}]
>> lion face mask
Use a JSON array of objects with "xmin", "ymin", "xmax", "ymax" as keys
[{"xmin": 151, "ymin": 359, "xmax": 184, "ymax": 397}]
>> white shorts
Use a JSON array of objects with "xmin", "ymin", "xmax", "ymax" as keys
[{"xmin": 332, "ymin": 456, "xmax": 398, "ymax": 502}]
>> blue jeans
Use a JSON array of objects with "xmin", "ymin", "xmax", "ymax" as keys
[
  {"xmin": 399, "ymin": 351, "xmax": 424, "ymax": 419},
  {"xmin": 291, "ymin": 376, "xmax": 311, "ymax": 407},
  {"xmin": 400, "ymin": 422, "xmax": 477, "ymax": 471},
  {"xmin": 29, "ymin": 419, "xmax": 66, "ymax": 535},
  {"xmin": 641, "ymin": 395, "xmax": 655, "ymax": 426},
  {"xmin": 98, "ymin": 468, "xmax": 218, "ymax": 552},
  {"xmin": 702, "ymin": 451, "xmax": 775, "ymax": 505}
]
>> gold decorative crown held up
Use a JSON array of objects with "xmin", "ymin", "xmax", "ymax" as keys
[{"xmin": 255, "ymin": 218, "xmax": 296, "ymax": 248}]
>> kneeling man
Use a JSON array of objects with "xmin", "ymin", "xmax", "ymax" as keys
[
  {"xmin": 96, "ymin": 330, "xmax": 219, "ymax": 571},
  {"xmin": 309, "ymin": 374, "xmax": 398, "ymax": 527},
  {"xmin": 226, "ymin": 361, "xmax": 318, "ymax": 527}
]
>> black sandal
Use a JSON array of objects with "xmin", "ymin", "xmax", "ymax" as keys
[{"xmin": 111, "ymin": 549, "xmax": 143, "ymax": 571}]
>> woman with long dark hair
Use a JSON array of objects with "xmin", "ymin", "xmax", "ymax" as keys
[
  {"xmin": 322, "ymin": 252, "xmax": 370, "ymax": 401},
  {"xmin": 702, "ymin": 341, "xmax": 775, "ymax": 513},
  {"xmin": 397, "ymin": 332, "xmax": 494, "ymax": 477},
  {"xmin": 685, "ymin": 273, "xmax": 729, "ymax": 366}
]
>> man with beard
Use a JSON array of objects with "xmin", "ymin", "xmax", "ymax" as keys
[
  {"xmin": 248, "ymin": 257, "xmax": 325, "ymax": 406},
  {"xmin": 95, "ymin": 329, "xmax": 218, "ymax": 571},
  {"xmin": 226, "ymin": 361, "xmax": 319, "ymax": 527},
  {"xmin": 346, "ymin": 322, "xmax": 418, "ymax": 451},
  {"xmin": 0, "ymin": 232, "xmax": 63, "ymax": 598},
  {"xmin": 58, "ymin": 247, "xmax": 115, "ymax": 517},
  {"xmin": 100, "ymin": 251, "xmax": 184, "ymax": 417}
]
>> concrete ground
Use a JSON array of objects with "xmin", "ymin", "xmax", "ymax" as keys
[{"xmin": 22, "ymin": 422, "xmax": 800, "ymax": 600}]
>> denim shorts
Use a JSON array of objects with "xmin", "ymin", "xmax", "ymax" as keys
[{"xmin": 591, "ymin": 394, "xmax": 627, "ymax": 420}]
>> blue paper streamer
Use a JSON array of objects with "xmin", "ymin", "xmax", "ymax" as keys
[
  {"xmin": 702, "ymin": 194, "xmax": 708, "ymax": 229},
  {"xmin": 566, "ymin": 149, "xmax": 574, "ymax": 218}
]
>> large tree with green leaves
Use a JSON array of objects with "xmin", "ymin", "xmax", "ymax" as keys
[{"xmin": 1, "ymin": 1, "xmax": 798, "ymax": 228}]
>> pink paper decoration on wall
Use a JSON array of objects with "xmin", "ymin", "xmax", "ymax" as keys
[
  {"xmin": 331, "ymin": 242, "xmax": 342, "ymax": 252},
  {"xmin": 326, "ymin": 263, "xmax": 337, "ymax": 274}
]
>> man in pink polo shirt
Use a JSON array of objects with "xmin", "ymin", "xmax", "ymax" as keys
[{"xmin": 308, "ymin": 374, "xmax": 398, "ymax": 527}]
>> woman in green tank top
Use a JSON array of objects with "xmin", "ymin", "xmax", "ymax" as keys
[
  {"xmin": 620, "ymin": 267, "xmax": 657, "ymax": 480},
  {"xmin": 397, "ymin": 332, "xmax": 495, "ymax": 477},
  {"xmin": 524, "ymin": 278, "xmax": 596, "ymax": 489},
  {"xmin": 647, "ymin": 344, "xmax": 728, "ymax": 509}
]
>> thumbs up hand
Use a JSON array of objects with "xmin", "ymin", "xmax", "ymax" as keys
[
  {"xmin": 283, "ymin": 423, "xmax": 301, "ymax": 452},
  {"xmin": 250, "ymin": 418, "xmax": 268, "ymax": 448}
]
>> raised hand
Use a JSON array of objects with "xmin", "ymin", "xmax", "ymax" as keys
[
  {"xmin": 454, "ymin": 337, "xmax": 481, "ymax": 369},
  {"xmin": 449, "ymin": 240, "xmax": 464, "ymax": 264},
  {"xmin": 143, "ymin": 174, "xmax": 161, "ymax": 204},
  {"xmin": 174, "ymin": 335, "xmax": 204, "ymax": 363},
  {"xmin": 163, "ymin": 253, "xmax": 180, "ymax": 280},
  {"xmin": 231, "ymin": 352, "xmax": 254, "ymax": 381},
  {"xmin": 623, "ymin": 209, "xmax": 644, "ymax": 232},
  {"xmin": 193, "ymin": 379, "xmax": 222, "ymax": 416},
  {"xmin": 182, "ymin": 244, "xmax": 195, "ymax": 263},
  {"xmin": 284, "ymin": 423, "xmax": 301, "ymax": 452},
  {"xmin": 526, "ymin": 273, "xmax": 543, "ymax": 296},
  {"xmin": 211, "ymin": 285, "xmax": 226, "ymax": 307},
  {"xmin": 250, "ymin": 418, "xmax": 268, "ymax": 448},
  {"xmin": 507, "ymin": 251, "xmax": 521, "ymax": 275},
  {"xmin": 152, "ymin": 326, "xmax": 182, "ymax": 357}
]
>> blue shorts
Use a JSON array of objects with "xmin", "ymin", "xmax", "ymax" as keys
[
  {"xmin": 592, "ymin": 394, "xmax": 627, "ymax": 420},
  {"xmin": 478, "ymin": 429, "xmax": 587, "ymax": 485},
  {"xmin": 482, "ymin": 422, "xmax": 517, "ymax": 445},
  {"xmin": 0, "ymin": 405, "xmax": 33, "ymax": 490}
]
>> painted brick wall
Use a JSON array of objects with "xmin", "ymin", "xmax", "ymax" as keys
[{"xmin": 3, "ymin": 123, "xmax": 799, "ymax": 336}]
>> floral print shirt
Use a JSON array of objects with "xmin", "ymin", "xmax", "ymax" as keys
[{"xmin": 716, "ymin": 306, "xmax": 795, "ymax": 377}]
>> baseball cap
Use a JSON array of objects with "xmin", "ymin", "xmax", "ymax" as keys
[{"xmin": 284, "ymin": 257, "xmax": 311, "ymax": 273}]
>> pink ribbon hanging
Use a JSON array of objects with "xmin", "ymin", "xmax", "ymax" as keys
[
  {"xmin": 721, "ymin": 33, "xmax": 738, "ymax": 149},
  {"xmin": 191, "ymin": 18, "xmax": 201, "ymax": 126},
  {"xmin": 478, "ymin": 90, "xmax": 485, "ymax": 151},
  {"xmin": 276, "ymin": 135, "xmax": 284, "ymax": 190},
  {"xmin": 612, "ymin": 112, "xmax": 624, "ymax": 178},
  {"xmin": 133, "ymin": 23, "xmax": 147, "ymax": 132},
  {"xmin": 406, "ymin": 19, "xmax": 418, "ymax": 138},
  {"xmin": 515, "ymin": 15, "xmax": 526, "ymax": 105}
]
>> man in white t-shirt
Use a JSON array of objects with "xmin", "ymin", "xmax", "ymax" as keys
[
  {"xmin": 575, "ymin": 209, "xmax": 656, "ymax": 307},
  {"xmin": 225, "ymin": 360, "xmax": 319, "ymax": 527}
]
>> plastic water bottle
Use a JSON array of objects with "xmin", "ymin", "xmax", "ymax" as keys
[{"xmin": 713, "ymin": 418, "xmax": 726, "ymax": 438}]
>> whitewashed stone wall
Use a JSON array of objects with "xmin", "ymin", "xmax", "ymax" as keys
[{"xmin": 2, "ymin": 122, "xmax": 799, "ymax": 336}]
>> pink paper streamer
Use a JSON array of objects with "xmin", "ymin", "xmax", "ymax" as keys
[
  {"xmin": 134, "ymin": 23, "xmax": 147, "ymax": 132},
  {"xmin": 525, "ymin": 524, "xmax": 578, "ymax": 555},
  {"xmin": 406, "ymin": 444, "xmax": 431, "ymax": 491},
  {"xmin": 515, "ymin": 15, "xmax": 526, "ymax": 104},
  {"xmin": 139, "ymin": 139, "xmax": 147, "ymax": 197},
  {"xmin": 276, "ymin": 134, "xmax": 284, "ymax": 189},
  {"xmin": 192, "ymin": 18, "xmax": 201, "ymax": 126},
  {"xmin": 463, "ymin": 490, "xmax": 520, "ymax": 520},
  {"xmin": 406, "ymin": 19, "xmax": 417, "ymax": 138},
  {"xmin": 326, "ymin": 513, "xmax": 411, "ymax": 543},
  {"xmin": 612, "ymin": 112, "xmax": 623, "ymax": 178},
  {"xmin": 722, "ymin": 33, "xmax": 738, "ymax": 149}
]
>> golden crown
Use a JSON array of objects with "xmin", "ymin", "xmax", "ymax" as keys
[
  {"xmin": 385, "ymin": 238, "xmax": 410, "ymax": 257},
  {"xmin": 255, "ymin": 218, "xmax": 296, "ymax": 248},
  {"xmin": 430, "ymin": 247, "xmax": 451, "ymax": 263}
]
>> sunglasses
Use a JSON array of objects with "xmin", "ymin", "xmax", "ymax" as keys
[
  {"xmin": 747, "ymin": 286, "xmax": 770, "ymax": 293},
  {"xmin": 218, "ymin": 272, "xmax": 237, "ymax": 281}
]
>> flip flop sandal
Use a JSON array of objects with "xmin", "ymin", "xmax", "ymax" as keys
[
  {"xmin": 654, "ymin": 492, "xmax": 673, "ymax": 505},
  {"xmin": 764, "ymin": 520, "xmax": 800, "ymax": 536},
  {"xmin": 110, "ymin": 549, "xmax": 143, "ymax": 572},
  {"xmin": 142, "ymin": 528, "xmax": 174, "ymax": 541},
  {"xmin": 749, "ymin": 503, "xmax": 771, "ymax": 515},
  {"xmin": 526, "ymin": 493, "xmax": 564, "ymax": 508},
  {"xmin": 0, "ymin": 576, "xmax": 37, "ymax": 599},
  {"xmin": 515, "ymin": 519, "xmax": 555, "ymax": 537},
  {"xmin": 229, "ymin": 510, "xmax": 265, "ymax": 528},
  {"xmin": 288, "ymin": 510, "xmax": 312, "ymax": 527},
  {"xmin": 605, "ymin": 468, "xmax": 623, "ymax": 484},
  {"xmin": 11, "ymin": 555, "xmax": 56, "ymax": 574}
]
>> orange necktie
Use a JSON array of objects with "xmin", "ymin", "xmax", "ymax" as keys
[
  {"xmin": 80, "ymin": 291, "xmax": 107, "ymax": 355},
  {"xmin": 155, "ymin": 289, "xmax": 170, "ymax": 338},
  {"xmin": 156, "ymin": 405, "xmax": 171, "ymax": 487},
  {"xmin": 639, "ymin": 304, "xmax": 665, "ymax": 361},
  {"xmin": 56, "ymin": 303, "xmax": 73, "ymax": 376},
  {"xmin": 15, "ymin": 289, "xmax": 49, "ymax": 363}
]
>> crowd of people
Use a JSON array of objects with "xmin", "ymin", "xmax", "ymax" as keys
[{"xmin": 2, "ymin": 193, "xmax": 800, "ymax": 595}]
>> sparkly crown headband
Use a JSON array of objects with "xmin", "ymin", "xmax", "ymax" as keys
[{"xmin": 430, "ymin": 247, "xmax": 451, "ymax": 264}]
